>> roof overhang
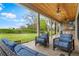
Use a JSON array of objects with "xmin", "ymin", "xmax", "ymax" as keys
[{"xmin": 20, "ymin": 3, "xmax": 78, "ymax": 23}]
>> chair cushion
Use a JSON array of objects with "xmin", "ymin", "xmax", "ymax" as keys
[
  {"xmin": 1, "ymin": 39, "xmax": 17, "ymax": 51},
  {"xmin": 14, "ymin": 45, "xmax": 38, "ymax": 55},
  {"xmin": 2, "ymin": 39, "xmax": 17, "ymax": 47},
  {"xmin": 2, "ymin": 39, "xmax": 9, "ymax": 45},
  {"xmin": 8, "ymin": 42, "xmax": 17, "ymax": 47},
  {"xmin": 55, "ymin": 41, "xmax": 69, "ymax": 48},
  {"xmin": 14, "ymin": 45, "xmax": 23, "ymax": 53},
  {"xmin": 14, "ymin": 45, "xmax": 45, "ymax": 56},
  {"xmin": 40, "ymin": 34, "xmax": 48, "ymax": 39},
  {"xmin": 17, "ymin": 49, "xmax": 35, "ymax": 56},
  {"xmin": 37, "ymin": 38, "xmax": 45, "ymax": 43},
  {"xmin": 14, "ymin": 45, "xmax": 30, "ymax": 53},
  {"xmin": 60, "ymin": 34, "xmax": 72, "ymax": 39},
  {"xmin": 59, "ymin": 37, "xmax": 72, "ymax": 42},
  {"xmin": 60, "ymin": 34, "xmax": 72, "ymax": 42}
]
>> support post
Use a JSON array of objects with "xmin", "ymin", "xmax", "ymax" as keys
[
  {"xmin": 37, "ymin": 13, "xmax": 40, "ymax": 37},
  {"xmin": 60, "ymin": 23, "xmax": 63, "ymax": 34},
  {"xmin": 50, "ymin": 19, "xmax": 52, "ymax": 39},
  {"xmin": 55, "ymin": 22, "xmax": 56, "ymax": 34},
  {"xmin": 56, "ymin": 22, "xmax": 59, "ymax": 34},
  {"xmin": 59, "ymin": 23, "xmax": 61, "ymax": 34},
  {"xmin": 75, "ymin": 4, "xmax": 79, "ymax": 40}
]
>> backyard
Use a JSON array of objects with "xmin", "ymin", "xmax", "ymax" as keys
[{"xmin": 0, "ymin": 33, "xmax": 37, "ymax": 43}]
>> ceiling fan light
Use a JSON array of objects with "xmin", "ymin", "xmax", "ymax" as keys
[{"xmin": 56, "ymin": 13, "xmax": 61, "ymax": 16}]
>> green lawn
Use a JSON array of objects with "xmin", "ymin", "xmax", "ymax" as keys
[{"xmin": 0, "ymin": 33, "xmax": 37, "ymax": 43}]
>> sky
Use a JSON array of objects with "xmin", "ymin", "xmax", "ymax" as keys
[{"xmin": 0, "ymin": 3, "xmax": 36, "ymax": 29}]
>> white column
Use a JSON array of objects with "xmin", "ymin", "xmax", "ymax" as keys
[
  {"xmin": 58, "ymin": 23, "xmax": 61, "ymax": 34},
  {"xmin": 50, "ymin": 19, "xmax": 52, "ymax": 39},
  {"xmin": 59, "ymin": 23, "xmax": 63, "ymax": 34},
  {"xmin": 37, "ymin": 13, "xmax": 40, "ymax": 37},
  {"xmin": 55, "ymin": 21, "xmax": 56, "ymax": 34},
  {"xmin": 75, "ymin": 4, "xmax": 79, "ymax": 40},
  {"xmin": 56, "ymin": 22, "xmax": 59, "ymax": 34}
]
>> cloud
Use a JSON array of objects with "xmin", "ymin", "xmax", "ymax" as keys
[
  {"xmin": 1, "ymin": 12, "xmax": 16, "ymax": 19},
  {"xmin": 0, "ymin": 3, "xmax": 3, "ymax": 6},
  {"xmin": 20, "ymin": 19, "xmax": 26, "ymax": 22},
  {"xmin": 0, "ymin": 3, "xmax": 4, "ymax": 11},
  {"xmin": 18, "ymin": 23, "xmax": 24, "ymax": 25},
  {"xmin": 10, "ymin": 19, "xmax": 26, "ymax": 23}
]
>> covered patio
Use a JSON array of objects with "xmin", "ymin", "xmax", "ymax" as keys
[
  {"xmin": 19, "ymin": 3, "xmax": 79, "ymax": 56},
  {"xmin": 0, "ymin": 3, "xmax": 79, "ymax": 56},
  {"xmin": 22, "ymin": 35, "xmax": 79, "ymax": 56}
]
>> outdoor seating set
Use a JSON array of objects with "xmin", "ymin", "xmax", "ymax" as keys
[
  {"xmin": 0, "ymin": 39, "xmax": 45, "ymax": 56},
  {"xmin": 0, "ymin": 33, "xmax": 75, "ymax": 56},
  {"xmin": 35, "ymin": 33, "xmax": 75, "ymax": 56}
]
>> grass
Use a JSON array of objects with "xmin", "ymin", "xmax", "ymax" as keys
[{"xmin": 0, "ymin": 33, "xmax": 37, "ymax": 43}]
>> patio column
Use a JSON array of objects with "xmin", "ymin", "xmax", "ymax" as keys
[
  {"xmin": 55, "ymin": 22, "xmax": 56, "ymax": 34},
  {"xmin": 56, "ymin": 22, "xmax": 59, "ymax": 34},
  {"xmin": 50, "ymin": 19, "xmax": 52, "ymax": 39},
  {"xmin": 75, "ymin": 4, "xmax": 79, "ymax": 40},
  {"xmin": 37, "ymin": 13, "xmax": 40, "ymax": 37},
  {"xmin": 58, "ymin": 23, "xmax": 61, "ymax": 34},
  {"xmin": 59, "ymin": 23, "xmax": 63, "ymax": 34}
]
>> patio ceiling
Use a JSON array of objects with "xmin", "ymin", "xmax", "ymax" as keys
[{"xmin": 21, "ymin": 3, "xmax": 78, "ymax": 23}]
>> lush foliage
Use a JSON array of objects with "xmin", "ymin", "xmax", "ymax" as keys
[
  {"xmin": 0, "ymin": 18, "xmax": 47, "ymax": 34},
  {"xmin": 40, "ymin": 19, "xmax": 47, "ymax": 33},
  {"xmin": 0, "ymin": 28, "xmax": 36, "ymax": 33}
]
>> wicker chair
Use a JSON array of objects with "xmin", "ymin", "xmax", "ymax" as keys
[
  {"xmin": 53, "ymin": 34, "xmax": 75, "ymax": 56},
  {"xmin": 35, "ymin": 33, "xmax": 49, "ymax": 47}
]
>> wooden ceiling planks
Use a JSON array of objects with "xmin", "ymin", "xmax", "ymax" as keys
[
  {"xmin": 31, "ymin": 4, "xmax": 59, "ymax": 22},
  {"xmin": 22, "ymin": 3, "xmax": 61, "ymax": 22},
  {"xmin": 62, "ymin": 3, "xmax": 78, "ymax": 21},
  {"xmin": 35, "ymin": 3, "xmax": 59, "ymax": 21},
  {"xmin": 21, "ymin": 3, "xmax": 78, "ymax": 23},
  {"xmin": 31, "ymin": 3, "xmax": 64, "ymax": 22}
]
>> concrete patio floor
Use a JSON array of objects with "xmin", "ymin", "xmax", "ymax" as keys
[{"xmin": 22, "ymin": 34, "xmax": 79, "ymax": 56}]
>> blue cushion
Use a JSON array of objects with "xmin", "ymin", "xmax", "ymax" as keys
[
  {"xmin": 60, "ymin": 34, "xmax": 72, "ymax": 38},
  {"xmin": 17, "ymin": 49, "xmax": 35, "ymax": 56},
  {"xmin": 55, "ymin": 41, "xmax": 69, "ymax": 48},
  {"xmin": 8, "ymin": 42, "xmax": 17, "ymax": 47},
  {"xmin": 40, "ymin": 34, "xmax": 48, "ymax": 39},
  {"xmin": 14, "ymin": 45, "xmax": 25, "ymax": 53},
  {"xmin": 60, "ymin": 37, "xmax": 71, "ymax": 42},
  {"xmin": 2, "ymin": 39, "xmax": 9, "ymax": 45},
  {"xmin": 37, "ymin": 38, "xmax": 45, "ymax": 43},
  {"xmin": 14, "ymin": 45, "xmax": 38, "ymax": 55},
  {"xmin": 60, "ymin": 34, "xmax": 72, "ymax": 42},
  {"xmin": 1, "ymin": 39, "xmax": 17, "ymax": 51},
  {"xmin": 14, "ymin": 45, "xmax": 45, "ymax": 56},
  {"xmin": 2, "ymin": 39, "xmax": 17, "ymax": 46},
  {"xmin": 23, "ymin": 46, "xmax": 38, "ymax": 55}
]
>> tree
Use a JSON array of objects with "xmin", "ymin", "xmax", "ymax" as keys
[{"xmin": 40, "ymin": 18, "xmax": 47, "ymax": 33}]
